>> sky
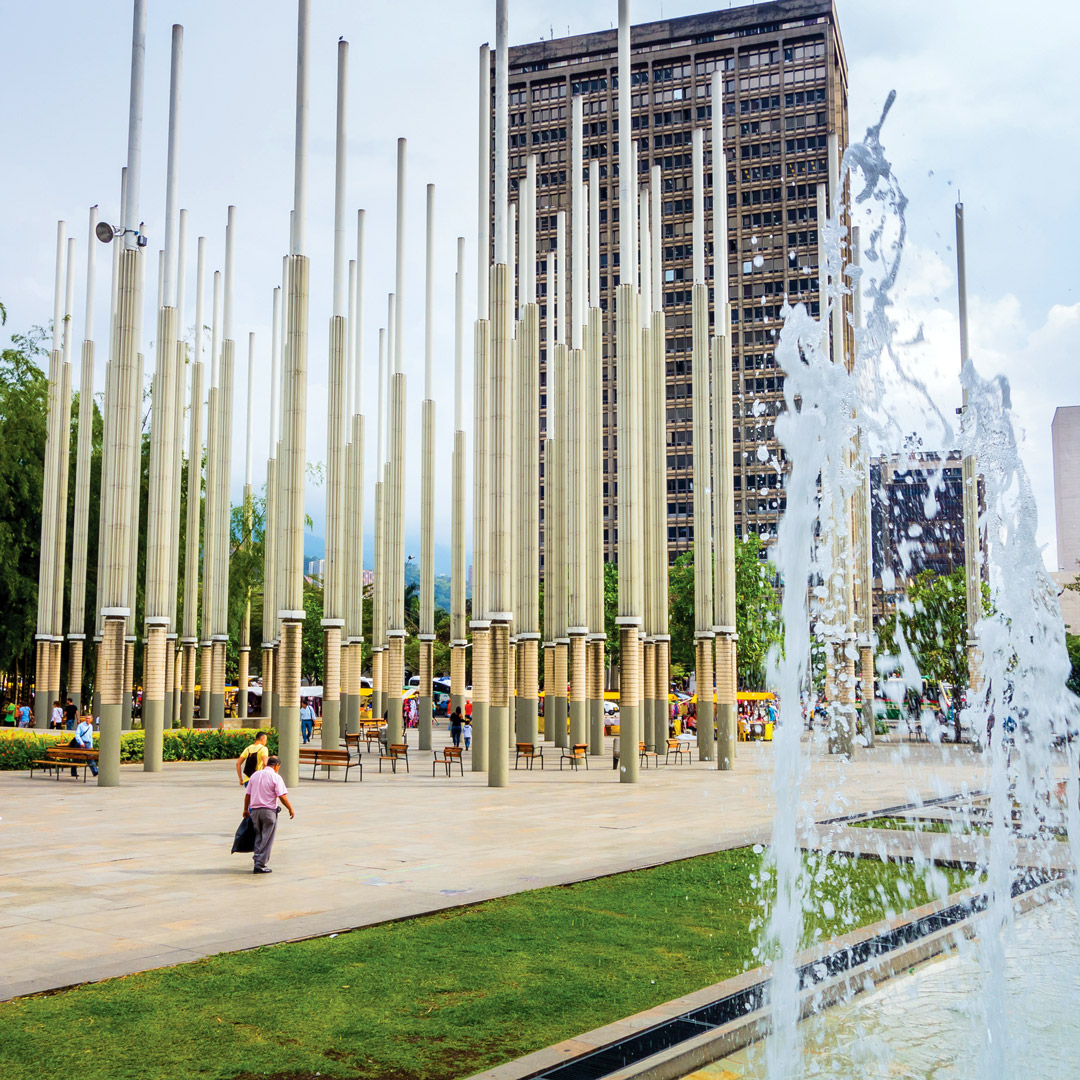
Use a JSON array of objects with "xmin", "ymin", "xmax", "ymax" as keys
[{"xmin": 2, "ymin": 0, "xmax": 1078, "ymax": 574}]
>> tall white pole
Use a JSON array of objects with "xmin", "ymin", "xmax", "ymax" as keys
[
  {"xmin": 98, "ymin": 0, "xmax": 147, "ymax": 784},
  {"xmin": 162, "ymin": 24, "xmax": 182, "ymax": 306},
  {"xmin": 586, "ymin": 160, "xmax": 606, "ymax": 753},
  {"xmin": 451, "ymin": 236, "xmax": 468, "ymax": 720},
  {"xmin": 712, "ymin": 70, "xmax": 737, "ymax": 767},
  {"xmin": 68, "ymin": 207, "xmax": 98, "ymax": 708},
  {"xmin": 386, "ymin": 141, "xmax": 408, "ymax": 747},
  {"xmin": 419, "ymin": 183, "xmax": 437, "ymax": 750},
  {"xmin": 649, "ymin": 165, "xmax": 669, "ymax": 754},
  {"xmin": 182, "ymin": 235, "xmax": 206, "ymax": 729},
  {"xmin": 277, "ymin": 0, "xmax": 312, "ymax": 785},
  {"xmin": 122, "ymin": 0, "xmax": 146, "ymax": 248},
  {"xmin": 691, "ymin": 125, "xmax": 715, "ymax": 760},
  {"xmin": 567, "ymin": 93, "xmax": 589, "ymax": 750},
  {"xmin": 322, "ymin": 38, "xmax": 349, "ymax": 747},
  {"xmin": 956, "ymin": 203, "xmax": 982, "ymax": 698},
  {"xmin": 615, "ymin": 0, "xmax": 642, "ymax": 780},
  {"xmin": 472, "ymin": 42, "xmax": 493, "ymax": 772}
]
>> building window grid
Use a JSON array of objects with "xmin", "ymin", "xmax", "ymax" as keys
[{"xmin": 507, "ymin": 26, "xmax": 841, "ymax": 552}]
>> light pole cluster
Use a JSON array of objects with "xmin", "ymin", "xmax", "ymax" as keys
[{"xmin": 31, "ymin": 0, "xmax": 822, "ymax": 791}]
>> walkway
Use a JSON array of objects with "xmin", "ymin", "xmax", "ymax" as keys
[{"xmin": 2, "ymin": 734, "xmax": 985, "ymax": 999}]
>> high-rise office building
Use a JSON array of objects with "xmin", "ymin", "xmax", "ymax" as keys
[{"xmin": 501, "ymin": 0, "xmax": 848, "ymax": 565}]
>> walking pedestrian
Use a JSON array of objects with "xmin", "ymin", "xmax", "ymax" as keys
[
  {"xmin": 50, "ymin": 700, "xmax": 64, "ymax": 729},
  {"xmin": 64, "ymin": 698, "xmax": 78, "ymax": 731},
  {"xmin": 235, "ymin": 731, "xmax": 269, "ymax": 787},
  {"xmin": 462, "ymin": 719, "xmax": 472, "ymax": 751},
  {"xmin": 449, "ymin": 707, "xmax": 463, "ymax": 747},
  {"xmin": 17, "ymin": 702, "xmax": 30, "ymax": 727},
  {"xmin": 299, "ymin": 699, "xmax": 316, "ymax": 743},
  {"xmin": 243, "ymin": 755, "xmax": 294, "ymax": 874}
]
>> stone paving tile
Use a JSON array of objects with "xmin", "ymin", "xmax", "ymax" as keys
[{"xmin": 2, "ymin": 734, "xmax": 989, "ymax": 999}]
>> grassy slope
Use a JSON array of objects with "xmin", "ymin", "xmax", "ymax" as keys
[{"xmin": 0, "ymin": 848, "xmax": 969, "ymax": 1080}]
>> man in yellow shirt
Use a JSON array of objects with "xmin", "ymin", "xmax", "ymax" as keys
[{"xmin": 235, "ymin": 731, "xmax": 269, "ymax": 787}]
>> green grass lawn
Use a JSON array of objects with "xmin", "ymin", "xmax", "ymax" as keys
[
  {"xmin": 849, "ymin": 815, "xmax": 989, "ymax": 835},
  {"xmin": 0, "ymin": 848, "xmax": 970, "ymax": 1080}
]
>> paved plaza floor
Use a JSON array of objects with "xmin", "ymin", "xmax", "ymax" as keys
[{"xmin": 1, "ymin": 730, "xmax": 986, "ymax": 1000}]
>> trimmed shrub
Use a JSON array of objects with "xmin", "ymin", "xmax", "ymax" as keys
[{"xmin": 0, "ymin": 727, "xmax": 278, "ymax": 770}]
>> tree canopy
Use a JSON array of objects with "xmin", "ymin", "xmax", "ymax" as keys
[{"xmin": 666, "ymin": 534, "xmax": 782, "ymax": 690}]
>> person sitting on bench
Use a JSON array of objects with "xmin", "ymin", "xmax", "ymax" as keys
[{"xmin": 71, "ymin": 715, "xmax": 98, "ymax": 777}]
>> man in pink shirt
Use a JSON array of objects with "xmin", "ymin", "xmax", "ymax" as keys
[{"xmin": 242, "ymin": 755, "xmax": 295, "ymax": 874}]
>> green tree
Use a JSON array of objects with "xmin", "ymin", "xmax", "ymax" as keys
[
  {"xmin": 603, "ymin": 559, "xmax": 620, "ymax": 671},
  {"xmin": 0, "ymin": 322, "xmax": 48, "ymax": 682},
  {"xmin": 1064, "ymin": 633, "xmax": 1080, "ymax": 699},
  {"xmin": 734, "ymin": 533, "xmax": 783, "ymax": 689},
  {"xmin": 878, "ymin": 566, "xmax": 991, "ymax": 742},
  {"xmin": 226, "ymin": 493, "xmax": 265, "ymax": 678},
  {"xmin": 301, "ymin": 582, "xmax": 324, "ymax": 684},
  {"xmin": 666, "ymin": 534, "xmax": 782, "ymax": 691}
]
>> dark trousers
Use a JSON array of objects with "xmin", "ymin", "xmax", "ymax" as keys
[
  {"xmin": 451, "ymin": 727, "xmax": 461, "ymax": 746},
  {"xmin": 301, "ymin": 718, "xmax": 314, "ymax": 742},
  {"xmin": 250, "ymin": 807, "xmax": 278, "ymax": 869}
]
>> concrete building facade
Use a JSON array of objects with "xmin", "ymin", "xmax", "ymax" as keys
[
  {"xmin": 500, "ymin": 0, "xmax": 849, "ymax": 566},
  {"xmin": 1051, "ymin": 405, "xmax": 1080, "ymax": 631},
  {"xmin": 869, "ymin": 450, "xmax": 966, "ymax": 620}
]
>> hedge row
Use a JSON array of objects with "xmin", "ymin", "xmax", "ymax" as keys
[{"xmin": 0, "ymin": 728, "xmax": 278, "ymax": 771}]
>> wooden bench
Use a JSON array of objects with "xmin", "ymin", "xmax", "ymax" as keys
[
  {"xmin": 432, "ymin": 747, "xmax": 464, "ymax": 777},
  {"xmin": 379, "ymin": 743, "xmax": 409, "ymax": 773},
  {"xmin": 298, "ymin": 747, "xmax": 360, "ymax": 782},
  {"xmin": 560, "ymin": 743, "xmax": 589, "ymax": 770},
  {"xmin": 363, "ymin": 724, "xmax": 386, "ymax": 752},
  {"xmin": 665, "ymin": 738, "xmax": 693, "ymax": 765},
  {"xmin": 515, "ymin": 742, "xmax": 544, "ymax": 770},
  {"xmin": 29, "ymin": 745, "xmax": 99, "ymax": 782}
]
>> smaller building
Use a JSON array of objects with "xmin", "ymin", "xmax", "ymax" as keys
[
  {"xmin": 870, "ymin": 450, "xmax": 966, "ymax": 620},
  {"xmin": 1051, "ymin": 406, "xmax": 1080, "ymax": 632}
]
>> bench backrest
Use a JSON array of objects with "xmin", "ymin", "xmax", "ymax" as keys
[
  {"xmin": 667, "ymin": 739, "xmax": 680, "ymax": 749},
  {"xmin": 516, "ymin": 742, "xmax": 535, "ymax": 753},
  {"xmin": 444, "ymin": 747, "xmax": 463, "ymax": 759},
  {"xmin": 389, "ymin": 743, "xmax": 408, "ymax": 755},
  {"xmin": 571, "ymin": 743, "xmax": 587, "ymax": 755},
  {"xmin": 46, "ymin": 745, "xmax": 95, "ymax": 758}
]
